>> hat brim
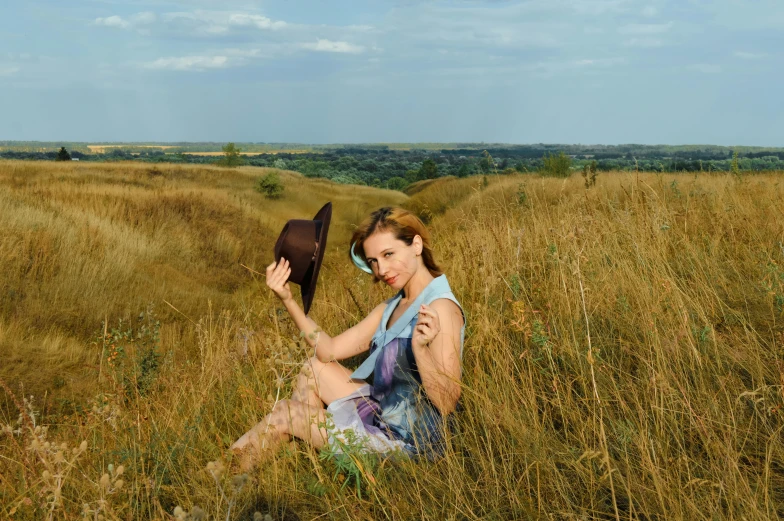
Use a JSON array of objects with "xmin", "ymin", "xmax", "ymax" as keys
[{"xmin": 300, "ymin": 202, "xmax": 332, "ymax": 314}]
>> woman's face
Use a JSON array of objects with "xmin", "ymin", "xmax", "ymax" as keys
[{"xmin": 362, "ymin": 231, "xmax": 421, "ymax": 289}]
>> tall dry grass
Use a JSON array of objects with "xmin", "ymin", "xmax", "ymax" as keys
[{"xmin": 1, "ymin": 162, "xmax": 783, "ymax": 520}]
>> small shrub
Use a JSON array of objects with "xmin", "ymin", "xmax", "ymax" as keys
[
  {"xmin": 516, "ymin": 183, "xmax": 528, "ymax": 207},
  {"xmin": 731, "ymin": 151, "xmax": 741, "ymax": 178},
  {"xmin": 100, "ymin": 309, "xmax": 163, "ymax": 403},
  {"xmin": 582, "ymin": 160, "xmax": 598, "ymax": 188},
  {"xmin": 255, "ymin": 172, "xmax": 284, "ymax": 199},
  {"xmin": 541, "ymin": 151, "xmax": 572, "ymax": 178}
]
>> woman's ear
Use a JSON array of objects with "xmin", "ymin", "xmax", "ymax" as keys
[{"xmin": 413, "ymin": 235, "xmax": 423, "ymax": 256}]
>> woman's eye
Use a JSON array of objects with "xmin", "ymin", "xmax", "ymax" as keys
[{"xmin": 385, "ymin": 252, "xmax": 393, "ymax": 257}]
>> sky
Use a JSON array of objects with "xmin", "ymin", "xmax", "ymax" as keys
[{"xmin": 1, "ymin": 0, "xmax": 782, "ymax": 145}]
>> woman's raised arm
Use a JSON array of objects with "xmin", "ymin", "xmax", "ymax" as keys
[
  {"xmin": 267, "ymin": 258, "xmax": 385, "ymax": 362},
  {"xmin": 284, "ymin": 298, "xmax": 385, "ymax": 362}
]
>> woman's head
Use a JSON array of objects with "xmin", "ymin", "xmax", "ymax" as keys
[{"xmin": 350, "ymin": 207, "xmax": 442, "ymax": 287}]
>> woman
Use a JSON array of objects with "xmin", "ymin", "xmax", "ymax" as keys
[{"xmin": 231, "ymin": 207, "xmax": 465, "ymax": 468}]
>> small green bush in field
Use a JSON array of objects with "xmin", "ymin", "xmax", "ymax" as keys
[
  {"xmin": 101, "ymin": 309, "xmax": 163, "ymax": 403},
  {"xmin": 541, "ymin": 151, "xmax": 572, "ymax": 178},
  {"xmin": 255, "ymin": 172, "xmax": 284, "ymax": 199},
  {"xmin": 582, "ymin": 160, "xmax": 598, "ymax": 188}
]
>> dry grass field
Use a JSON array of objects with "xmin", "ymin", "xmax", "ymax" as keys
[{"xmin": 1, "ymin": 161, "xmax": 783, "ymax": 520}]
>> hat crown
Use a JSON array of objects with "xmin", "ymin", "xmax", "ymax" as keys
[
  {"xmin": 274, "ymin": 220, "xmax": 322, "ymax": 284},
  {"xmin": 272, "ymin": 203, "xmax": 332, "ymax": 314}
]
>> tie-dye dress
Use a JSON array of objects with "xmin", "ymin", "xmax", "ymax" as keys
[{"xmin": 325, "ymin": 274, "xmax": 465, "ymax": 457}]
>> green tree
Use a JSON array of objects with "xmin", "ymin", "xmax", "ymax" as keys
[
  {"xmin": 419, "ymin": 159, "xmax": 439, "ymax": 180},
  {"xmin": 730, "ymin": 151, "xmax": 740, "ymax": 176},
  {"xmin": 221, "ymin": 142, "xmax": 243, "ymax": 167},
  {"xmin": 255, "ymin": 171, "xmax": 284, "ymax": 199},
  {"xmin": 56, "ymin": 147, "xmax": 71, "ymax": 161},
  {"xmin": 386, "ymin": 177, "xmax": 408, "ymax": 191},
  {"xmin": 541, "ymin": 151, "xmax": 572, "ymax": 178},
  {"xmin": 479, "ymin": 150, "xmax": 495, "ymax": 174}
]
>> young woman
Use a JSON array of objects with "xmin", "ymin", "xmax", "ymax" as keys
[{"xmin": 231, "ymin": 207, "xmax": 465, "ymax": 468}]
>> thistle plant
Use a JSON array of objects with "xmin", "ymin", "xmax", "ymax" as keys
[
  {"xmin": 1, "ymin": 382, "xmax": 90, "ymax": 519},
  {"xmin": 173, "ymin": 505, "xmax": 207, "ymax": 521},
  {"xmin": 81, "ymin": 464, "xmax": 125, "ymax": 520},
  {"xmin": 206, "ymin": 459, "xmax": 249, "ymax": 521}
]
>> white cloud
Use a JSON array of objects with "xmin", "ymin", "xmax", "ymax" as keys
[
  {"xmin": 0, "ymin": 66, "xmax": 20, "ymax": 77},
  {"xmin": 228, "ymin": 13, "xmax": 287, "ymax": 30},
  {"xmin": 95, "ymin": 12, "xmax": 155, "ymax": 30},
  {"xmin": 95, "ymin": 10, "xmax": 286, "ymax": 35},
  {"xmin": 618, "ymin": 21, "xmax": 673, "ymax": 35},
  {"xmin": 733, "ymin": 51, "xmax": 767, "ymax": 60},
  {"xmin": 301, "ymin": 39, "xmax": 364, "ymax": 54},
  {"xmin": 143, "ymin": 55, "xmax": 230, "ymax": 71},
  {"xmin": 140, "ymin": 47, "xmax": 265, "ymax": 71},
  {"xmin": 95, "ymin": 15, "xmax": 131, "ymax": 29}
]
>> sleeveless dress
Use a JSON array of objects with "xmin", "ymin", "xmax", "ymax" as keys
[{"xmin": 325, "ymin": 274, "xmax": 465, "ymax": 457}]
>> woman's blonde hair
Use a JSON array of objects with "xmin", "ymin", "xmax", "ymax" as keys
[{"xmin": 350, "ymin": 207, "xmax": 442, "ymax": 282}]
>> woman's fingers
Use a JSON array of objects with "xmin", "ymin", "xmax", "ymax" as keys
[
  {"xmin": 417, "ymin": 306, "xmax": 440, "ymax": 330},
  {"xmin": 273, "ymin": 258, "xmax": 288, "ymax": 276},
  {"xmin": 266, "ymin": 262, "xmax": 276, "ymax": 277},
  {"xmin": 268, "ymin": 259, "xmax": 290, "ymax": 283},
  {"xmin": 265, "ymin": 258, "xmax": 293, "ymax": 300},
  {"xmin": 419, "ymin": 305, "xmax": 439, "ymax": 321}
]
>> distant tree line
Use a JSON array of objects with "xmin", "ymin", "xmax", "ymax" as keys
[{"xmin": 2, "ymin": 143, "xmax": 783, "ymax": 191}]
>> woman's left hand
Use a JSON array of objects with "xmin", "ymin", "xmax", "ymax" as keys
[{"xmin": 413, "ymin": 304, "xmax": 441, "ymax": 350}]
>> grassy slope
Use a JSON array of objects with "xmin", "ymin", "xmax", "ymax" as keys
[
  {"xmin": 0, "ymin": 161, "xmax": 405, "ymax": 402},
  {"xmin": 1, "ymin": 163, "xmax": 784, "ymax": 520}
]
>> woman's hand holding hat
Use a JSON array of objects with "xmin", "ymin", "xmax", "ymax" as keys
[
  {"xmin": 266, "ymin": 258, "xmax": 294, "ymax": 303},
  {"xmin": 413, "ymin": 303, "xmax": 441, "ymax": 350}
]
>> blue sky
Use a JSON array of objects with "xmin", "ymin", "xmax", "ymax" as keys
[{"xmin": 1, "ymin": 0, "xmax": 782, "ymax": 145}]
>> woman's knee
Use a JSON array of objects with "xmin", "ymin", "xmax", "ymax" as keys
[
  {"xmin": 269, "ymin": 400, "xmax": 297, "ymax": 430},
  {"xmin": 300, "ymin": 356, "xmax": 326, "ymax": 377},
  {"xmin": 292, "ymin": 358, "xmax": 318, "ymax": 394}
]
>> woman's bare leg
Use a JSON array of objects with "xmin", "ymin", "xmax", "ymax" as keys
[
  {"xmin": 231, "ymin": 357, "xmax": 367, "ymax": 470},
  {"xmin": 290, "ymin": 356, "xmax": 366, "ymax": 407},
  {"xmin": 231, "ymin": 399, "xmax": 329, "ymax": 471}
]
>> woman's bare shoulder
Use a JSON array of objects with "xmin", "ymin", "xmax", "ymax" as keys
[{"xmin": 430, "ymin": 298, "xmax": 464, "ymax": 327}]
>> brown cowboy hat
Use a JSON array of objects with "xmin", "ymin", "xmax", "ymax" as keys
[{"xmin": 273, "ymin": 202, "xmax": 332, "ymax": 315}]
